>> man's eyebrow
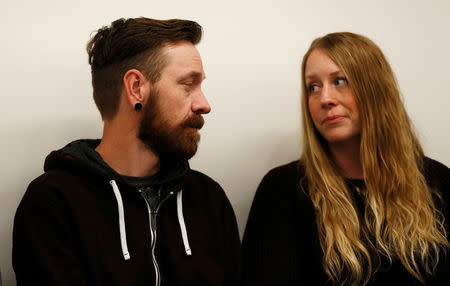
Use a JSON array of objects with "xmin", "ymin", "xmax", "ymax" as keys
[{"xmin": 178, "ymin": 71, "xmax": 206, "ymax": 81}]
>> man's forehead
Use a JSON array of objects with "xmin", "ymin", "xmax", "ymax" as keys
[{"xmin": 161, "ymin": 42, "xmax": 205, "ymax": 78}]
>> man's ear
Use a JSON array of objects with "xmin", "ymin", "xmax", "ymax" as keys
[{"xmin": 123, "ymin": 69, "xmax": 150, "ymax": 109}]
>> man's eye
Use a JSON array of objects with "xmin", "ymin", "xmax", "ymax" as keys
[
  {"xmin": 182, "ymin": 82, "xmax": 194, "ymax": 91},
  {"xmin": 335, "ymin": 78, "xmax": 348, "ymax": 86}
]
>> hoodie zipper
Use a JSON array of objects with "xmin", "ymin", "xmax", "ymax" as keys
[{"xmin": 140, "ymin": 189, "xmax": 173, "ymax": 286}]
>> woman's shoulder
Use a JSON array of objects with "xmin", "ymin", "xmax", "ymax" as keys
[
  {"xmin": 422, "ymin": 157, "xmax": 450, "ymax": 213},
  {"xmin": 255, "ymin": 160, "xmax": 307, "ymax": 199},
  {"xmin": 423, "ymin": 156, "xmax": 449, "ymax": 172},
  {"xmin": 423, "ymin": 157, "xmax": 450, "ymax": 190},
  {"xmin": 262, "ymin": 160, "xmax": 305, "ymax": 184}
]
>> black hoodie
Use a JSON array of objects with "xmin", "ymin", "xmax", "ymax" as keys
[{"xmin": 13, "ymin": 139, "xmax": 242, "ymax": 286}]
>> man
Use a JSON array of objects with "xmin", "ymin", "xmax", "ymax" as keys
[{"xmin": 13, "ymin": 17, "xmax": 241, "ymax": 286}]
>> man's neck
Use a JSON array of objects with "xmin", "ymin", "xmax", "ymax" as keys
[
  {"xmin": 328, "ymin": 137, "xmax": 363, "ymax": 179},
  {"xmin": 95, "ymin": 122, "xmax": 160, "ymax": 178}
]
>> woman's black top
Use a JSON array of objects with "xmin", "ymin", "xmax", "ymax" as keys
[{"xmin": 242, "ymin": 157, "xmax": 450, "ymax": 285}]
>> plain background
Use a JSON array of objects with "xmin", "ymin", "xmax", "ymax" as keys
[{"xmin": 1, "ymin": 0, "xmax": 449, "ymax": 285}]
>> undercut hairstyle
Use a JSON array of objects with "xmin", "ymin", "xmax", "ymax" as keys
[
  {"xmin": 300, "ymin": 32, "xmax": 448, "ymax": 285},
  {"xmin": 86, "ymin": 17, "xmax": 202, "ymax": 119}
]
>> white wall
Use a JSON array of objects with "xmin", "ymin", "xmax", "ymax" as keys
[{"xmin": 1, "ymin": 0, "xmax": 449, "ymax": 285}]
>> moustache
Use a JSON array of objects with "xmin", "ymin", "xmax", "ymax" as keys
[{"xmin": 182, "ymin": 114, "xmax": 204, "ymax": 129}]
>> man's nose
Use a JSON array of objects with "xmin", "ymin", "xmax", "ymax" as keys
[{"xmin": 192, "ymin": 89, "xmax": 211, "ymax": 114}]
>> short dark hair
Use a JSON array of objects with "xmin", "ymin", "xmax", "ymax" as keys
[{"xmin": 86, "ymin": 17, "xmax": 203, "ymax": 119}]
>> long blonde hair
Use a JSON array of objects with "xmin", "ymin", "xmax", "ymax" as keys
[{"xmin": 300, "ymin": 32, "xmax": 448, "ymax": 285}]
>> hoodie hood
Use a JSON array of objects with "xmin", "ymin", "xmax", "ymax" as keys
[
  {"xmin": 44, "ymin": 139, "xmax": 193, "ymax": 261},
  {"xmin": 44, "ymin": 139, "xmax": 189, "ymax": 187}
]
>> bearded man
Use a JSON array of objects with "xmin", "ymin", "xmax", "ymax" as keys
[{"xmin": 13, "ymin": 17, "xmax": 241, "ymax": 286}]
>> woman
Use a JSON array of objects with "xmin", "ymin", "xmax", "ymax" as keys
[{"xmin": 242, "ymin": 32, "xmax": 449, "ymax": 286}]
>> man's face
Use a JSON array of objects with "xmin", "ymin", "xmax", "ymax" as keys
[{"xmin": 138, "ymin": 41, "xmax": 210, "ymax": 160}]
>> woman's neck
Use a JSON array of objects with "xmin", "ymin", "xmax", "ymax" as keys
[{"xmin": 328, "ymin": 137, "xmax": 363, "ymax": 179}]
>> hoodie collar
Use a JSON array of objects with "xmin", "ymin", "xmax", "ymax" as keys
[{"xmin": 44, "ymin": 139, "xmax": 189, "ymax": 187}]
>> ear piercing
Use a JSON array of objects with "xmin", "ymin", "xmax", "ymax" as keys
[{"xmin": 134, "ymin": 102, "xmax": 142, "ymax": 111}]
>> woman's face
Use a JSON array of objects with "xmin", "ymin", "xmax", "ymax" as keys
[{"xmin": 305, "ymin": 49, "xmax": 361, "ymax": 146}]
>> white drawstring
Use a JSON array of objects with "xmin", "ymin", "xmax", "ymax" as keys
[
  {"xmin": 109, "ymin": 180, "xmax": 131, "ymax": 260},
  {"xmin": 110, "ymin": 180, "xmax": 190, "ymax": 258},
  {"xmin": 177, "ymin": 190, "xmax": 192, "ymax": 256}
]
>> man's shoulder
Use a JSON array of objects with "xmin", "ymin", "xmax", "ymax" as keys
[
  {"xmin": 32, "ymin": 167, "xmax": 86, "ymax": 187},
  {"xmin": 26, "ymin": 169, "xmax": 68, "ymax": 194},
  {"xmin": 185, "ymin": 169, "xmax": 222, "ymax": 188},
  {"xmin": 23, "ymin": 167, "xmax": 96, "ymax": 205},
  {"xmin": 17, "ymin": 170, "xmax": 80, "ymax": 220},
  {"xmin": 182, "ymin": 169, "xmax": 231, "ymax": 204}
]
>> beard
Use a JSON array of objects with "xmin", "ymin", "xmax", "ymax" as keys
[{"xmin": 138, "ymin": 87, "xmax": 204, "ymax": 161}]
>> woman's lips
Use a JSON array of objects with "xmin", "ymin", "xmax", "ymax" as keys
[{"xmin": 323, "ymin": 115, "xmax": 345, "ymax": 124}]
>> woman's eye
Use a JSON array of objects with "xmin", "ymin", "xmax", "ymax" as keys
[
  {"xmin": 335, "ymin": 78, "xmax": 348, "ymax": 86},
  {"xmin": 309, "ymin": 85, "xmax": 319, "ymax": 93}
]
